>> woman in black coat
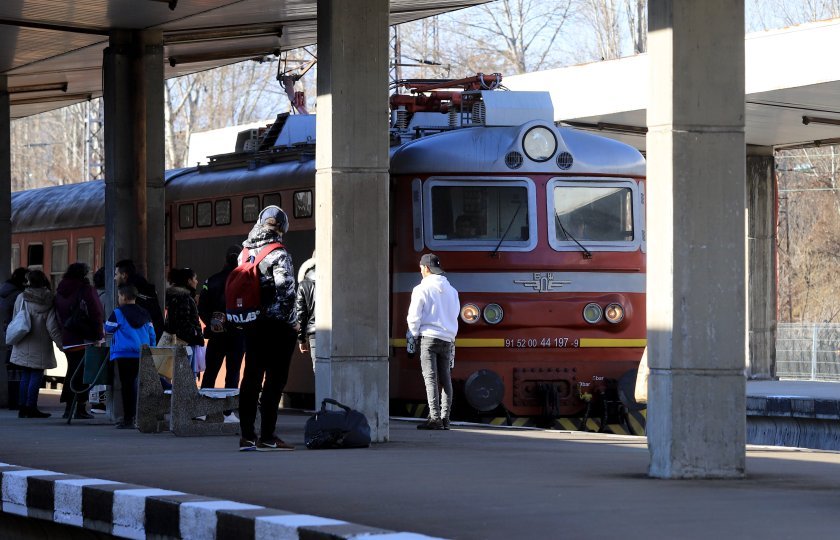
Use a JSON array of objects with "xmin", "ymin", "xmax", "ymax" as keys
[{"xmin": 163, "ymin": 268, "xmax": 204, "ymax": 347}]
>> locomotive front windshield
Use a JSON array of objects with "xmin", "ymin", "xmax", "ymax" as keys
[
  {"xmin": 552, "ymin": 185, "xmax": 634, "ymax": 244},
  {"xmin": 430, "ymin": 184, "xmax": 530, "ymax": 243}
]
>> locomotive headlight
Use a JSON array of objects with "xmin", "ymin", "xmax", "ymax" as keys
[
  {"xmin": 605, "ymin": 303, "xmax": 625, "ymax": 324},
  {"xmin": 522, "ymin": 126, "xmax": 557, "ymax": 162},
  {"xmin": 461, "ymin": 303, "xmax": 481, "ymax": 324},
  {"xmin": 483, "ymin": 303, "xmax": 504, "ymax": 325},
  {"xmin": 583, "ymin": 303, "xmax": 602, "ymax": 324}
]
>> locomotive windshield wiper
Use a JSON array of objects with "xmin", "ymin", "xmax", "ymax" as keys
[
  {"xmin": 555, "ymin": 214, "xmax": 592, "ymax": 259},
  {"xmin": 490, "ymin": 202, "xmax": 522, "ymax": 258}
]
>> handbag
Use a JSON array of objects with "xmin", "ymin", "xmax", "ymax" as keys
[
  {"xmin": 304, "ymin": 398, "xmax": 371, "ymax": 449},
  {"xmin": 5, "ymin": 299, "xmax": 32, "ymax": 346},
  {"xmin": 191, "ymin": 345, "xmax": 206, "ymax": 373},
  {"xmin": 151, "ymin": 348, "xmax": 175, "ymax": 379}
]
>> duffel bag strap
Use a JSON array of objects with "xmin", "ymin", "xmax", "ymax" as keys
[{"xmin": 321, "ymin": 398, "xmax": 352, "ymax": 413}]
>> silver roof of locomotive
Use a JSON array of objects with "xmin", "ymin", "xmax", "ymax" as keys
[{"xmin": 391, "ymin": 90, "xmax": 645, "ymax": 177}]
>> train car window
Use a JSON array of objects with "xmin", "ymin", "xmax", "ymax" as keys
[
  {"xmin": 27, "ymin": 244, "xmax": 44, "ymax": 269},
  {"xmin": 179, "ymin": 204, "xmax": 194, "ymax": 229},
  {"xmin": 76, "ymin": 239, "xmax": 95, "ymax": 272},
  {"xmin": 263, "ymin": 193, "xmax": 282, "ymax": 209},
  {"xmin": 11, "ymin": 244, "xmax": 20, "ymax": 272},
  {"xmin": 548, "ymin": 180, "xmax": 638, "ymax": 252},
  {"xmin": 196, "ymin": 201, "xmax": 212, "ymax": 227},
  {"xmin": 215, "ymin": 199, "xmax": 231, "ymax": 225},
  {"xmin": 51, "ymin": 241, "xmax": 68, "ymax": 286},
  {"xmin": 293, "ymin": 190, "xmax": 313, "ymax": 218},
  {"xmin": 423, "ymin": 179, "xmax": 537, "ymax": 252},
  {"xmin": 242, "ymin": 196, "xmax": 260, "ymax": 223}
]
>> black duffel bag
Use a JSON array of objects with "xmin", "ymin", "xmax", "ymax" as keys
[{"xmin": 305, "ymin": 398, "xmax": 371, "ymax": 449}]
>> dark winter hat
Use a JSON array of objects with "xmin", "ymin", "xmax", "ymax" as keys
[
  {"xmin": 258, "ymin": 205, "xmax": 289, "ymax": 233},
  {"xmin": 419, "ymin": 253, "xmax": 444, "ymax": 275}
]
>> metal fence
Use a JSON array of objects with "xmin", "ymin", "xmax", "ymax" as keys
[{"xmin": 776, "ymin": 323, "xmax": 840, "ymax": 381}]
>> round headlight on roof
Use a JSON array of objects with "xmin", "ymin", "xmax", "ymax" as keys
[
  {"xmin": 522, "ymin": 126, "xmax": 557, "ymax": 162},
  {"xmin": 583, "ymin": 303, "xmax": 603, "ymax": 324}
]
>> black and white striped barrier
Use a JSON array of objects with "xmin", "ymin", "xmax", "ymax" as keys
[{"xmin": 0, "ymin": 463, "xmax": 442, "ymax": 539}]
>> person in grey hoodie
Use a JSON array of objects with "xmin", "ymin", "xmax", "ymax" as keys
[
  {"xmin": 10, "ymin": 270, "xmax": 64, "ymax": 418},
  {"xmin": 236, "ymin": 205, "xmax": 299, "ymax": 452}
]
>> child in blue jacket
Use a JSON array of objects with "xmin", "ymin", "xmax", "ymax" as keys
[{"xmin": 105, "ymin": 284, "xmax": 156, "ymax": 429}]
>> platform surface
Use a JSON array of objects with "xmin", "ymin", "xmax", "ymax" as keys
[{"xmin": 2, "ymin": 387, "xmax": 840, "ymax": 539}]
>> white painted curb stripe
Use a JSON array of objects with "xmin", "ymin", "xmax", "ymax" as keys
[
  {"xmin": 1, "ymin": 469, "xmax": 59, "ymax": 516},
  {"xmin": 112, "ymin": 488, "xmax": 185, "ymax": 540},
  {"xmin": 179, "ymin": 500, "xmax": 264, "ymax": 540},
  {"xmin": 54, "ymin": 478, "xmax": 121, "ymax": 527},
  {"xmin": 254, "ymin": 513, "xmax": 347, "ymax": 539}
]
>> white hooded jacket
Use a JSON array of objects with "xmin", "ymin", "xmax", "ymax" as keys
[{"xmin": 406, "ymin": 274, "xmax": 460, "ymax": 343}]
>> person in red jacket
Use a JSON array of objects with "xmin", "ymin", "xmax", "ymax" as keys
[{"xmin": 54, "ymin": 262, "xmax": 104, "ymax": 419}]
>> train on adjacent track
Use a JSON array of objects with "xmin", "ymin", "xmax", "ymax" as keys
[{"xmin": 10, "ymin": 75, "xmax": 647, "ymax": 426}]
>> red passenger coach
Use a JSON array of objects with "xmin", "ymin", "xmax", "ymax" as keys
[
  {"xmin": 387, "ymin": 79, "xmax": 647, "ymax": 420},
  {"xmin": 10, "ymin": 75, "xmax": 646, "ymax": 425}
]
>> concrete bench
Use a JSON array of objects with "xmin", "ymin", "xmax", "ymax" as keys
[{"xmin": 137, "ymin": 346, "xmax": 241, "ymax": 436}]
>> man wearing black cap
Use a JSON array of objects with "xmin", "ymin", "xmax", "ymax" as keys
[
  {"xmin": 407, "ymin": 253, "xmax": 460, "ymax": 430},
  {"xmin": 198, "ymin": 246, "xmax": 245, "ymax": 403},
  {"xmin": 236, "ymin": 205, "xmax": 299, "ymax": 451}
]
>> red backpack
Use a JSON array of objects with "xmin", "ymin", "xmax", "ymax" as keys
[{"xmin": 225, "ymin": 243, "xmax": 283, "ymax": 325}]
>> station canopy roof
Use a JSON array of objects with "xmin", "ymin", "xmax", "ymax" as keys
[
  {"xmin": 0, "ymin": 0, "xmax": 489, "ymax": 119},
  {"xmin": 506, "ymin": 18, "xmax": 840, "ymax": 151}
]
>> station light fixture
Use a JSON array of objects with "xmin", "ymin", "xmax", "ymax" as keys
[
  {"xmin": 169, "ymin": 48, "xmax": 281, "ymax": 67},
  {"xmin": 10, "ymin": 92, "xmax": 91, "ymax": 106},
  {"xmin": 8, "ymin": 82, "xmax": 68, "ymax": 94},
  {"xmin": 164, "ymin": 24, "xmax": 283, "ymax": 45}
]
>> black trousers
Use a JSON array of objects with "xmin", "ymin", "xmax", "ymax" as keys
[
  {"xmin": 60, "ymin": 348, "xmax": 87, "ymax": 404},
  {"xmin": 200, "ymin": 330, "xmax": 245, "ymax": 389},
  {"xmin": 114, "ymin": 358, "xmax": 139, "ymax": 423},
  {"xmin": 239, "ymin": 319, "xmax": 297, "ymax": 441}
]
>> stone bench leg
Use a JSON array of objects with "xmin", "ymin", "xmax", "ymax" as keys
[
  {"xmin": 170, "ymin": 346, "xmax": 240, "ymax": 437},
  {"xmin": 136, "ymin": 347, "xmax": 171, "ymax": 433}
]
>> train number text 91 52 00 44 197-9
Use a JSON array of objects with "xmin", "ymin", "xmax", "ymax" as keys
[{"xmin": 504, "ymin": 337, "xmax": 580, "ymax": 348}]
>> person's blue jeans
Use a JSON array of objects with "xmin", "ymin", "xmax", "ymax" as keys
[
  {"xmin": 18, "ymin": 366, "xmax": 44, "ymax": 409},
  {"xmin": 419, "ymin": 336, "xmax": 454, "ymax": 421}
]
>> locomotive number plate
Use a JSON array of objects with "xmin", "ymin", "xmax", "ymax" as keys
[{"xmin": 504, "ymin": 337, "xmax": 579, "ymax": 348}]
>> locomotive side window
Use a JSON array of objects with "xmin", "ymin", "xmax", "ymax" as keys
[
  {"xmin": 76, "ymin": 238, "xmax": 95, "ymax": 273},
  {"xmin": 424, "ymin": 178, "xmax": 537, "ymax": 252},
  {"xmin": 243, "ymin": 196, "xmax": 260, "ymax": 223},
  {"xmin": 294, "ymin": 190, "xmax": 313, "ymax": 218},
  {"xmin": 263, "ymin": 193, "xmax": 282, "ymax": 209},
  {"xmin": 27, "ymin": 244, "xmax": 44, "ymax": 270},
  {"xmin": 179, "ymin": 204, "xmax": 194, "ymax": 229},
  {"xmin": 51, "ymin": 240, "xmax": 68, "ymax": 286},
  {"xmin": 215, "ymin": 200, "xmax": 231, "ymax": 226},
  {"xmin": 196, "ymin": 201, "xmax": 212, "ymax": 227},
  {"xmin": 11, "ymin": 244, "xmax": 20, "ymax": 272},
  {"xmin": 548, "ymin": 179, "xmax": 639, "ymax": 252}
]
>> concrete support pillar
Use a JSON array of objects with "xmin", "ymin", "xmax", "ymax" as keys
[
  {"xmin": 103, "ymin": 30, "xmax": 166, "ymax": 315},
  {"xmin": 315, "ymin": 0, "xmax": 390, "ymax": 441},
  {"xmin": 746, "ymin": 150, "xmax": 777, "ymax": 379},
  {"xmin": 0, "ymin": 76, "xmax": 10, "ymax": 407},
  {"xmin": 647, "ymin": 0, "xmax": 746, "ymax": 478}
]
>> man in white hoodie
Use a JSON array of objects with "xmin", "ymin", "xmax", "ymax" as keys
[{"xmin": 407, "ymin": 253, "xmax": 460, "ymax": 430}]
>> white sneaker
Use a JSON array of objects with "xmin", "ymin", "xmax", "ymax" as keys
[{"xmin": 223, "ymin": 414, "xmax": 239, "ymax": 424}]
